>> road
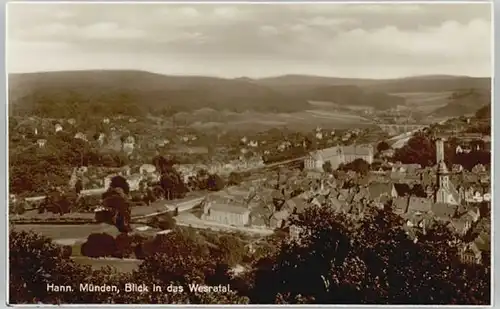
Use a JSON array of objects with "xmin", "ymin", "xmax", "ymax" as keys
[
  {"xmin": 131, "ymin": 196, "xmax": 205, "ymax": 220},
  {"xmin": 176, "ymin": 213, "xmax": 274, "ymax": 236}
]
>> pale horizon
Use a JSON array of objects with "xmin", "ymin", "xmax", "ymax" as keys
[
  {"xmin": 7, "ymin": 2, "xmax": 492, "ymax": 79},
  {"xmin": 6, "ymin": 68, "xmax": 491, "ymax": 80}
]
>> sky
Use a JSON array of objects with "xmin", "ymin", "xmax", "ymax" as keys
[{"xmin": 7, "ymin": 2, "xmax": 492, "ymax": 79}]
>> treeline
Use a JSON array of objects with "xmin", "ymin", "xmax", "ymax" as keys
[
  {"xmin": 393, "ymin": 133, "xmax": 490, "ymax": 169},
  {"xmin": 10, "ymin": 206, "xmax": 490, "ymax": 304},
  {"xmin": 10, "ymin": 132, "xmax": 129, "ymax": 196},
  {"xmin": 8, "ymin": 71, "xmax": 312, "ymax": 119}
]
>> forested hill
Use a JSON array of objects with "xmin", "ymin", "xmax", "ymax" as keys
[
  {"xmin": 10, "ymin": 70, "xmax": 402, "ymax": 118},
  {"xmin": 9, "ymin": 71, "xmax": 490, "ymax": 119}
]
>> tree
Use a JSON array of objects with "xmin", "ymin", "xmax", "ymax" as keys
[
  {"xmin": 102, "ymin": 187, "xmax": 133, "ymax": 233},
  {"xmin": 393, "ymin": 134, "xmax": 455, "ymax": 167},
  {"xmin": 9, "ymin": 230, "xmax": 95, "ymax": 304},
  {"xmin": 81, "ymin": 233, "xmax": 116, "ymax": 258},
  {"xmin": 159, "ymin": 170, "xmax": 187, "ymax": 200},
  {"xmin": 228, "ymin": 172, "xmax": 243, "ymax": 186},
  {"xmin": 146, "ymin": 213, "xmax": 176, "ymax": 230},
  {"xmin": 340, "ymin": 158, "xmax": 370, "ymax": 175},
  {"xmin": 475, "ymin": 105, "xmax": 491, "ymax": 120},
  {"xmin": 248, "ymin": 206, "xmax": 490, "ymax": 305},
  {"xmin": 207, "ymin": 174, "xmax": 225, "ymax": 191},
  {"xmin": 322, "ymin": 161, "xmax": 333, "ymax": 173},
  {"xmin": 377, "ymin": 141, "xmax": 390, "ymax": 153},
  {"xmin": 109, "ymin": 175, "xmax": 130, "ymax": 195},
  {"xmin": 75, "ymin": 179, "xmax": 83, "ymax": 195}
]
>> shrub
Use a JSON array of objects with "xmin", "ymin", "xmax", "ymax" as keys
[{"xmin": 81, "ymin": 233, "xmax": 116, "ymax": 258}]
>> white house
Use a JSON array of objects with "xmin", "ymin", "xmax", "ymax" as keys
[
  {"xmin": 54, "ymin": 124, "xmax": 63, "ymax": 133},
  {"xmin": 74, "ymin": 132, "xmax": 87, "ymax": 141},
  {"xmin": 36, "ymin": 139, "xmax": 47, "ymax": 148}
]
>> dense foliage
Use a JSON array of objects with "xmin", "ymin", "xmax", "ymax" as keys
[
  {"xmin": 10, "ymin": 205, "xmax": 490, "ymax": 305},
  {"xmin": 393, "ymin": 134, "xmax": 490, "ymax": 169},
  {"xmin": 10, "ymin": 132, "xmax": 128, "ymax": 196},
  {"xmin": 338, "ymin": 158, "xmax": 370, "ymax": 175}
]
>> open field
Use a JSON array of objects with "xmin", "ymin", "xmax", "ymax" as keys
[
  {"xmin": 390, "ymin": 91, "xmax": 453, "ymax": 113},
  {"xmin": 184, "ymin": 108, "xmax": 374, "ymax": 132},
  {"xmin": 71, "ymin": 256, "xmax": 142, "ymax": 272},
  {"xmin": 11, "ymin": 223, "xmax": 122, "ymax": 240}
]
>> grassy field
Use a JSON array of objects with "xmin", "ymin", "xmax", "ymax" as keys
[
  {"xmin": 11, "ymin": 223, "xmax": 122, "ymax": 240},
  {"xmin": 390, "ymin": 91, "xmax": 453, "ymax": 113},
  {"xmin": 71, "ymin": 256, "xmax": 142, "ymax": 272},
  {"xmin": 184, "ymin": 108, "xmax": 374, "ymax": 132}
]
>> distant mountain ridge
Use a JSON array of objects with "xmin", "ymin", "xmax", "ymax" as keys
[
  {"xmin": 255, "ymin": 74, "xmax": 491, "ymax": 93},
  {"xmin": 8, "ymin": 70, "xmax": 491, "ymax": 119},
  {"xmin": 431, "ymin": 88, "xmax": 491, "ymax": 118}
]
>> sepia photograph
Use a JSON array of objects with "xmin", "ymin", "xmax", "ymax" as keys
[{"xmin": 7, "ymin": 1, "xmax": 492, "ymax": 305}]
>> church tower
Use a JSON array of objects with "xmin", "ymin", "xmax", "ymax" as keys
[{"xmin": 435, "ymin": 138, "xmax": 451, "ymax": 204}]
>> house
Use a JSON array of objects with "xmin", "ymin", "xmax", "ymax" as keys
[
  {"xmin": 139, "ymin": 164, "xmax": 156, "ymax": 175},
  {"xmin": 250, "ymin": 213, "xmax": 268, "ymax": 229},
  {"xmin": 67, "ymin": 118, "xmax": 76, "ymax": 125},
  {"xmin": 304, "ymin": 145, "xmax": 374, "ymax": 171},
  {"xmin": 54, "ymin": 123, "xmax": 63, "ymax": 133},
  {"xmin": 431, "ymin": 203, "xmax": 458, "ymax": 221},
  {"xmin": 284, "ymin": 196, "xmax": 308, "ymax": 214},
  {"xmin": 448, "ymin": 218, "xmax": 472, "ymax": 236},
  {"xmin": 289, "ymin": 224, "xmax": 303, "ymax": 241},
  {"xmin": 202, "ymin": 202, "xmax": 251, "ymax": 226},
  {"xmin": 102, "ymin": 118, "xmax": 110, "ymax": 124},
  {"xmin": 36, "ymin": 139, "xmax": 47, "ymax": 148},
  {"xmin": 393, "ymin": 183, "xmax": 412, "ymax": 197},
  {"xmin": 368, "ymin": 182, "xmax": 394, "ymax": 202},
  {"xmin": 269, "ymin": 209, "xmax": 290, "ymax": 229},
  {"xmin": 407, "ymin": 197, "xmax": 433, "ymax": 214},
  {"xmin": 96, "ymin": 133, "xmax": 106, "ymax": 146},
  {"xmin": 393, "ymin": 196, "xmax": 410, "ymax": 214},
  {"xmin": 459, "ymin": 242, "xmax": 482, "ymax": 265},
  {"xmin": 482, "ymin": 135, "xmax": 491, "ymax": 152},
  {"xmin": 74, "ymin": 132, "xmax": 87, "ymax": 141},
  {"xmin": 380, "ymin": 148, "xmax": 395, "ymax": 158}
]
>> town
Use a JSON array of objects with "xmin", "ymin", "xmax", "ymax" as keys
[{"xmin": 8, "ymin": 2, "xmax": 491, "ymax": 306}]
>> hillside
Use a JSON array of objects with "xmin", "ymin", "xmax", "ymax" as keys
[
  {"xmin": 257, "ymin": 74, "xmax": 491, "ymax": 93},
  {"xmin": 297, "ymin": 85, "xmax": 404, "ymax": 110},
  {"xmin": 9, "ymin": 71, "xmax": 491, "ymax": 119},
  {"xmin": 8, "ymin": 70, "xmax": 311, "ymax": 118},
  {"xmin": 431, "ymin": 89, "xmax": 491, "ymax": 117},
  {"xmin": 9, "ymin": 70, "xmax": 407, "ymax": 118}
]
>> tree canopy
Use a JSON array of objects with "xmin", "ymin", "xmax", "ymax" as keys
[
  {"xmin": 10, "ymin": 206, "xmax": 490, "ymax": 305},
  {"xmin": 376, "ymin": 141, "xmax": 390, "ymax": 153}
]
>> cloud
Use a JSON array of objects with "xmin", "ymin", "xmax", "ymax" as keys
[{"xmin": 7, "ymin": 3, "xmax": 492, "ymax": 78}]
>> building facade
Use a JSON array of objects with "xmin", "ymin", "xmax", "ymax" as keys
[
  {"xmin": 202, "ymin": 202, "xmax": 250, "ymax": 226},
  {"xmin": 304, "ymin": 145, "xmax": 374, "ymax": 171}
]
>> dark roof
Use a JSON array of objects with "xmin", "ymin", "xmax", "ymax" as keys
[
  {"xmin": 368, "ymin": 182, "xmax": 393, "ymax": 199},
  {"xmin": 393, "ymin": 183, "xmax": 412, "ymax": 197},
  {"xmin": 474, "ymin": 232, "xmax": 491, "ymax": 252},
  {"xmin": 431, "ymin": 203, "xmax": 458, "ymax": 219},
  {"xmin": 271, "ymin": 190, "xmax": 285, "ymax": 200},
  {"xmin": 285, "ymin": 197, "xmax": 308, "ymax": 213},
  {"xmin": 407, "ymin": 197, "xmax": 432, "ymax": 213},
  {"xmin": 393, "ymin": 197, "xmax": 409, "ymax": 213},
  {"xmin": 210, "ymin": 203, "xmax": 250, "ymax": 214},
  {"xmin": 410, "ymin": 184, "xmax": 427, "ymax": 198}
]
